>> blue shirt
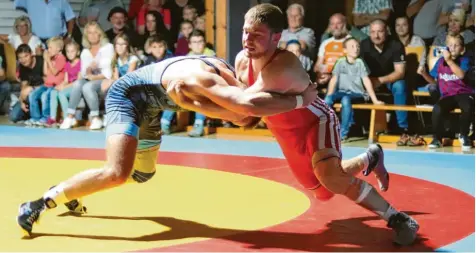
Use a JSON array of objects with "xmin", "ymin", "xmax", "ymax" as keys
[{"xmin": 14, "ymin": 0, "xmax": 76, "ymax": 39}]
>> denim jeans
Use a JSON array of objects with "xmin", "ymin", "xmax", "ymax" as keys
[
  {"xmin": 28, "ymin": 85, "xmax": 48, "ymax": 121},
  {"xmin": 325, "ymin": 91, "xmax": 366, "ymax": 138},
  {"xmin": 0, "ymin": 81, "xmax": 11, "ymax": 114},
  {"xmin": 50, "ymin": 86, "xmax": 73, "ymax": 119},
  {"xmin": 161, "ymin": 110, "xmax": 175, "ymax": 124},
  {"xmin": 386, "ymin": 80, "xmax": 408, "ymax": 129},
  {"xmin": 9, "ymin": 100, "xmax": 28, "ymax": 122},
  {"xmin": 40, "ymin": 87, "xmax": 54, "ymax": 120},
  {"xmin": 194, "ymin": 112, "xmax": 206, "ymax": 124}
]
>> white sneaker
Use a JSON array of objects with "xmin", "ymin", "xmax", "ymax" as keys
[
  {"xmin": 60, "ymin": 117, "xmax": 77, "ymax": 129},
  {"xmin": 89, "ymin": 117, "xmax": 103, "ymax": 130}
]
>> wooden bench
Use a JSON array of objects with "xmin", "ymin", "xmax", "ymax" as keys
[{"xmin": 333, "ymin": 103, "xmax": 461, "ymax": 143}]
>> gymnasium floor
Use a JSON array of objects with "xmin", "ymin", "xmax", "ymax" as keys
[{"xmin": 0, "ymin": 124, "xmax": 474, "ymax": 252}]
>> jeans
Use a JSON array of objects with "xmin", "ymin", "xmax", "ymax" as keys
[
  {"xmin": 50, "ymin": 86, "xmax": 73, "ymax": 119},
  {"xmin": 161, "ymin": 110, "xmax": 175, "ymax": 124},
  {"xmin": 67, "ymin": 79, "xmax": 103, "ymax": 117},
  {"xmin": 386, "ymin": 80, "xmax": 408, "ymax": 129},
  {"xmin": 40, "ymin": 87, "xmax": 54, "ymax": 120},
  {"xmin": 325, "ymin": 91, "xmax": 366, "ymax": 138},
  {"xmin": 194, "ymin": 112, "xmax": 206, "ymax": 124},
  {"xmin": 0, "ymin": 81, "xmax": 11, "ymax": 114},
  {"xmin": 28, "ymin": 85, "xmax": 48, "ymax": 121},
  {"xmin": 9, "ymin": 100, "xmax": 28, "ymax": 122}
]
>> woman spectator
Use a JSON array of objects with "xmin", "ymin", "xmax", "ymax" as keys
[
  {"xmin": 136, "ymin": 0, "xmax": 172, "ymax": 34},
  {"xmin": 60, "ymin": 21, "xmax": 114, "ymax": 130},
  {"xmin": 395, "ymin": 16, "xmax": 427, "ymax": 73},
  {"xmin": 143, "ymin": 10, "xmax": 174, "ymax": 53},
  {"xmin": 433, "ymin": 8, "xmax": 475, "ymax": 47},
  {"xmin": 0, "ymin": 16, "xmax": 43, "ymax": 55}
]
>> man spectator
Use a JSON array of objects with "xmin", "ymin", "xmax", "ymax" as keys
[
  {"xmin": 360, "ymin": 20, "xmax": 409, "ymax": 136},
  {"xmin": 352, "ymin": 0, "xmax": 392, "ymax": 35},
  {"xmin": 320, "ymin": 13, "xmax": 368, "ymax": 43},
  {"xmin": 104, "ymin": 7, "xmax": 142, "ymax": 50},
  {"xmin": 78, "ymin": 0, "xmax": 126, "ymax": 32},
  {"xmin": 411, "ymin": 0, "xmax": 455, "ymax": 46},
  {"xmin": 14, "ymin": 0, "xmax": 76, "ymax": 44},
  {"xmin": 278, "ymin": 3, "xmax": 316, "ymax": 58},
  {"xmin": 314, "ymin": 13, "xmax": 362, "ymax": 86}
]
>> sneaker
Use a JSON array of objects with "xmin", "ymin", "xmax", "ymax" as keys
[
  {"xmin": 363, "ymin": 144, "xmax": 389, "ymax": 192},
  {"xmin": 17, "ymin": 199, "xmax": 46, "ymax": 236},
  {"xmin": 24, "ymin": 119, "xmax": 36, "ymax": 126},
  {"xmin": 64, "ymin": 199, "xmax": 87, "ymax": 214},
  {"xmin": 60, "ymin": 117, "xmax": 77, "ymax": 129},
  {"xmin": 459, "ymin": 135, "xmax": 473, "ymax": 152},
  {"xmin": 188, "ymin": 124, "xmax": 204, "ymax": 137},
  {"xmin": 428, "ymin": 139, "xmax": 442, "ymax": 149},
  {"xmin": 161, "ymin": 123, "xmax": 171, "ymax": 135},
  {"xmin": 387, "ymin": 212, "xmax": 419, "ymax": 245},
  {"xmin": 89, "ymin": 117, "xmax": 103, "ymax": 130}
]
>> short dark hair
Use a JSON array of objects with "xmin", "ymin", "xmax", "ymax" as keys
[
  {"xmin": 147, "ymin": 35, "xmax": 168, "ymax": 48},
  {"xmin": 16, "ymin": 44, "xmax": 32, "ymax": 55},
  {"xmin": 188, "ymin": 29, "xmax": 205, "ymax": 40},
  {"xmin": 343, "ymin": 37, "xmax": 358, "ymax": 48},
  {"xmin": 108, "ymin": 6, "xmax": 128, "ymax": 21},
  {"xmin": 244, "ymin": 3, "xmax": 285, "ymax": 34}
]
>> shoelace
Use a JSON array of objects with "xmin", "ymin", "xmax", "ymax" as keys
[
  {"xmin": 387, "ymin": 213, "xmax": 409, "ymax": 229},
  {"xmin": 23, "ymin": 205, "xmax": 42, "ymax": 225}
]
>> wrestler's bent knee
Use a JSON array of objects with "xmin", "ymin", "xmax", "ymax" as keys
[
  {"xmin": 312, "ymin": 149, "xmax": 351, "ymax": 195},
  {"xmin": 104, "ymin": 165, "xmax": 131, "ymax": 185}
]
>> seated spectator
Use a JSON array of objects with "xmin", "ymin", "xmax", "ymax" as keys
[
  {"xmin": 411, "ymin": 0, "xmax": 455, "ymax": 47},
  {"xmin": 136, "ymin": 0, "xmax": 172, "ymax": 34},
  {"xmin": 360, "ymin": 20, "xmax": 409, "ymax": 139},
  {"xmin": 278, "ymin": 4, "xmax": 316, "ymax": 58},
  {"xmin": 0, "ymin": 16, "xmax": 43, "ymax": 55},
  {"xmin": 101, "ymin": 34, "xmax": 140, "ymax": 92},
  {"xmin": 60, "ymin": 21, "xmax": 114, "ymax": 130},
  {"xmin": 325, "ymin": 37, "xmax": 384, "ymax": 141},
  {"xmin": 433, "ymin": 8, "xmax": 475, "ymax": 47},
  {"xmin": 10, "ymin": 44, "xmax": 45, "ymax": 124},
  {"xmin": 42, "ymin": 36, "xmax": 66, "ymax": 125},
  {"xmin": 78, "ymin": 0, "xmax": 126, "ymax": 32},
  {"xmin": 193, "ymin": 15, "xmax": 206, "ymax": 32},
  {"xmin": 428, "ymin": 35, "xmax": 474, "ymax": 151},
  {"xmin": 164, "ymin": 0, "xmax": 205, "ymax": 42},
  {"xmin": 286, "ymin": 40, "xmax": 312, "ymax": 72},
  {"xmin": 352, "ymin": 0, "xmax": 392, "ymax": 35},
  {"xmin": 49, "ymin": 41, "xmax": 81, "ymax": 126},
  {"xmin": 183, "ymin": 5, "xmax": 198, "ymax": 22},
  {"xmin": 314, "ymin": 14, "xmax": 353, "ymax": 86},
  {"xmin": 175, "ymin": 20, "xmax": 194, "ymax": 56},
  {"xmin": 143, "ymin": 36, "xmax": 173, "ymax": 66},
  {"xmin": 320, "ymin": 13, "xmax": 368, "ymax": 43},
  {"xmin": 143, "ymin": 10, "xmax": 174, "ymax": 53},
  {"xmin": 0, "ymin": 47, "xmax": 11, "ymax": 115},
  {"xmin": 105, "ymin": 7, "xmax": 142, "ymax": 50}
]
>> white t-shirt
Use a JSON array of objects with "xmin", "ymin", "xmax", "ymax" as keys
[
  {"xmin": 80, "ymin": 43, "xmax": 115, "ymax": 79},
  {"xmin": 8, "ymin": 34, "xmax": 43, "ymax": 53}
]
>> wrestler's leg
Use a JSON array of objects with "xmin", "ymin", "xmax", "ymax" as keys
[{"xmin": 312, "ymin": 149, "xmax": 419, "ymax": 245}]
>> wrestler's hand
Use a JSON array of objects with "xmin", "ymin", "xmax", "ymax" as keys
[{"xmin": 301, "ymin": 82, "xmax": 318, "ymax": 107}]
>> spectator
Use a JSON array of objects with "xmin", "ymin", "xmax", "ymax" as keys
[
  {"xmin": 78, "ymin": 0, "xmax": 126, "ymax": 32},
  {"xmin": 60, "ymin": 21, "xmax": 114, "ymax": 130},
  {"xmin": 428, "ymin": 35, "xmax": 474, "ymax": 151},
  {"xmin": 182, "ymin": 5, "xmax": 198, "ymax": 22},
  {"xmin": 136, "ymin": 0, "xmax": 172, "ymax": 34},
  {"xmin": 325, "ymin": 37, "xmax": 384, "ymax": 141},
  {"xmin": 101, "ymin": 34, "xmax": 140, "ymax": 93},
  {"xmin": 163, "ymin": 0, "xmax": 205, "ymax": 42},
  {"xmin": 0, "ymin": 45, "xmax": 10, "ymax": 115},
  {"xmin": 320, "ymin": 13, "xmax": 368, "ymax": 43},
  {"xmin": 360, "ymin": 20, "xmax": 409, "ymax": 138},
  {"xmin": 411, "ymin": 0, "xmax": 455, "ymax": 46},
  {"xmin": 433, "ymin": 8, "xmax": 475, "ymax": 47},
  {"xmin": 278, "ymin": 4, "xmax": 316, "ymax": 58},
  {"xmin": 49, "ymin": 41, "xmax": 81, "ymax": 126},
  {"xmin": 286, "ymin": 40, "xmax": 312, "ymax": 72},
  {"xmin": 395, "ymin": 16, "xmax": 427, "ymax": 73},
  {"xmin": 42, "ymin": 36, "xmax": 66, "ymax": 125},
  {"xmin": 0, "ymin": 16, "xmax": 43, "ymax": 55},
  {"xmin": 14, "ymin": 0, "xmax": 75, "ymax": 44},
  {"xmin": 175, "ymin": 20, "xmax": 194, "ymax": 56},
  {"xmin": 314, "ymin": 13, "xmax": 353, "ymax": 86},
  {"xmin": 143, "ymin": 36, "xmax": 174, "ymax": 66},
  {"xmin": 352, "ymin": 0, "xmax": 392, "ymax": 35},
  {"xmin": 193, "ymin": 15, "xmax": 206, "ymax": 32},
  {"xmin": 143, "ymin": 10, "xmax": 174, "ymax": 53},
  {"xmin": 10, "ymin": 44, "xmax": 45, "ymax": 124},
  {"xmin": 105, "ymin": 7, "xmax": 142, "ymax": 50}
]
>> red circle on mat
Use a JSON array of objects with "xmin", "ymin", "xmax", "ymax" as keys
[{"xmin": 1, "ymin": 147, "xmax": 474, "ymax": 252}]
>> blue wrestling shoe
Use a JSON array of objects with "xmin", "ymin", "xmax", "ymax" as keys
[
  {"xmin": 363, "ymin": 144, "xmax": 389, "ymax": 191},
  {"xmin": 387, "ymin": 212, "xmax": 420, "ymax": 245},
  {"xmin": 17, "ymin": 198, "xmax": 46, "ymax": 236}
]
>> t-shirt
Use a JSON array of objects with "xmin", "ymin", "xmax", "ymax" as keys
[
  {"xmin": 19, "ymin": 56, "xmax": 44, "ymax": 87},
  {"xmin": 65, "ymin": 60, "xmax": 81, "ymax": 83},
  {"xmin": 116, "ymin": 55, "xmax": 139, "ymax": 77},
  {"xmin": 44, "ymin": 53, "xmax": 66, "ymax": 87},
  {"xmin": 411, "ymin": 0, "xmax": 454, "ymax": 39},
  {"xmin": 136, "ymin": 6, "xmax": 172, "ymax": 29},
  {"xmin": 360, "ymin": 38, "xmax": 406, "ymax": 78},
  {"xmin": 430, "ymin": 56, "xmax": 474, "ymax": 98},
  {"xmin": 318, "ymin": 35, "xmax": 351, "ymax": 73},
  {"xmin": 332, "ymin": 57, "xmax": 370, "ymax": 98},
  {"xmin": 8, "ymin": 34, "xmax": 43, "ymax": 53},
  {"xmin": 143, "ymin": 51, "xmax": 174, "ymax": 66}
]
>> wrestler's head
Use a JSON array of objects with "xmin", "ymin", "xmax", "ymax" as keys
[{"xmin": 243, "ymin": 3, "xmax": 285, "ymax": 59}]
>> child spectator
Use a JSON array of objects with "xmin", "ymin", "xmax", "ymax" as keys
[
  {"xmin": 183, "ymin": 5, "xmax": 198, "ymax": 22},
  {"xmin": 175, "ymin": 20, "xmax": 194, "ymax": 56},
  {"xmin": 193, "ymin": 15, "xmax": 206, "ymax": 32},
  {"xmin": 187, "ymin": 29, "xmax": 215, "ymax": 57},
  {"xmin": 325, "ymin": 37, "xmax": 384, "ymax": 141},
  {"xmin": 286, "ymin": 39, "xmax": 313, "ymax": 72},
  {"xmin": 42, "ymin": 36, "xmax": 66, "ymax": 125},
  {"xmin": 428, "ymin": 35, "xmax": 474, "ymax": 151},
  {"xmin": 49, "ymin": 41, "xmax": 81, "ymax": 126},
  {"xmin": 144, "ymin": 35, "xmax": 174, "ymax": 65},
  {"xmin": 15, "ymin": 44, "xmax": 45, "ymax": 125}
]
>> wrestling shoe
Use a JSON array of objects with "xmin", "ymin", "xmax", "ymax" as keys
[
  {"xmin": 363, "ymin": 144, "xmax": 389, "ymax": 191},
  {"xmin": 17, "ymin": 198, "xmax": 46, "ymax": 236},
  {"xmin": 387, "ymin": 212, "xmax": 419, "ymax": 245},
  {"xmin": 64, "ymin": 199, "xmax": 87, "ymax": 214}
]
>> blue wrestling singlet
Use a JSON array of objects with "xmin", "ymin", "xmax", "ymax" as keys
[{"xmin": 105, "ymin": 55, "xmax": 235, "ymax": 149}]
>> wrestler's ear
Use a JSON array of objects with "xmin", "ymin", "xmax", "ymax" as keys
[{"xmin": 271, "ymin": 32, "xmax": 282, "ymax": 44}]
